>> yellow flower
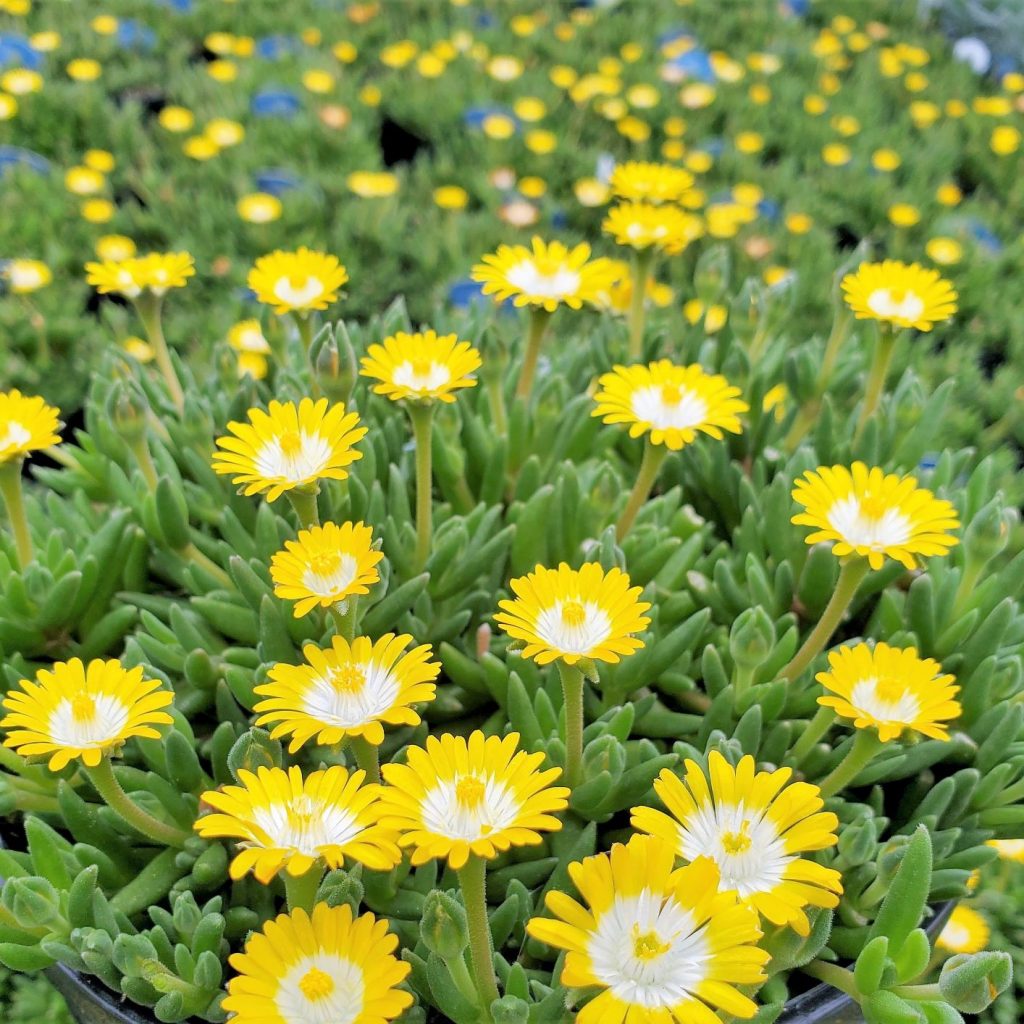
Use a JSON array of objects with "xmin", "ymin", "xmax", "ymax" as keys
[
  {"xmin": 0, "ymin": 389, "xmax": 60, "ymax": 466},
  {"xmin": 926, "ymin": 237, "xmax": 962, "ymax": 266},
  {"xmin": 29, "ymin": 31, "xmax": 60, "ymax": 52},
  {"xmin": 122, "ymin": 337, "xmax": 154, "ymax": 363},
  {"xmin": 786, "ymin": 212, "xmax": 814, "ymax": 234},
  {"xmin": 212, "ymin": 398, "xmax": 365, "ymax": 502},
  {"xmin": 816, "ymin": 643, "xmax": 960, "ymax": 741},
  {"xmin": 593, "ymin": 259, "xmax": 673, "ymax": 316},
  {"xmin": 361, "ymin": 330, "xmax": 481, "ymax": 404},
  {"xmin": 513, "ymin": 96, "xmax": 546, "ymax": 122},
  {"xmin": 65, "ymin": 166, "xmax": 104, "ymax": 195},
  {"xmin": 842, "ymin": 259, "xmax": 956, "ymax": 331},
  {"xmin": 763, "ymin": 383, "xmax": 788, "ymax": 421},
  {"xmin": 359, "ymin": 83, "xmax": 381, "ymax": 107},
  {"xmin": 137, "ymin": 253, "xmax": 195, "ymax": 294},
  {"xmin": 248, "ymin": 248, "xmax": 348, "ymax": 315},
  {"xmin": 378, "ymin": 731, "xmax": 569, "ymax": 868},
  {"xmin": 593, "ymin": 361, "xmax": 747, "ymax": 451},
  {"xmin": 380, "ymin": 39, "xmax": 417, "ymax": 68},
  {"xmin": 822, "ymin": 142, "xmax": 851, "ymax": 166},
  {"xmin": 227, "ymin": 319, "xmax": 270, "ymax": 354},
  {"xmin": 888, "ymin": 202, "xmax": 920, "ymax": 227},
  {"xmin": 632, "ymin": 753, "xmax": 842, "ymax": 935},
  {"xmin": 987, "ymin": 839, "xmax": 1024, "ymax": 863},
  {"xmin": 527, "ymin": 834, "xmax": 769, "ymax": 1024},
  {"xmin": 81, "ymin": 198, "xmax": 115, "ymax": 224},
  {"xmin": 735, "ymin": 130, "xmax": 764, "ymax": 154},
  {"xmin": 84, "ymin": 149, "xmax": 115, "ymax": 172},
  {"xmin": 195, "ymin": 765, "xmax": 399, "ymax": 881},
  {"xmin": 183, "ymin": 135, "xmax": 219, "ymax": 160},
  {"xmin": 0, "ymin": 93, "xmax": 17, "ymax": 120},
  {"xmin": 236, "ymin": 352, "xmax": 268, "ymax": 381},
  {"xmin": 255, "ymin": 634, "xmax": 439, "ymax": 751},
  {"xmin": 333, "ymin": 40, "xmax": 358, "ymax": 63},
  {"xmin": 495, "ymin": 562, "xmax": 650, "ymax": 667},
  {"xmin": 158, "ymin": 105, "xmax": 194, "ymax": 132},
  {"xmin": 991, "ymin": 125, "xmax": 1021, "ymax": 155},
  {"xmin": 472, "ymin": 238, "xmax": 616, "ymax": 313},
  {"xmin": 1, "ymin": 659, "xmax": 172, "ymax": 771},
  {"xmin": 302, "ymin": 69, "xmax": 335, "ymax": 94},
  {"xmin": 792, "ymin": 462, "xmax": 960, "ymax": 570},
  {"xmin": 573, "ymin": 177, "xmax": 611, "ymax": 207},
  {"xmin": 67, "ymin": 58, "xmax": 102, "ymax": 82},
  {"xmin": 205, "ymin": 118, "xmax": 245, "ymax": 147},
  {"xmin": 85, "ymin": 253, "xmax": 194, "ymax": 298},
  {"xmin": 608, "ymin": 161, "xmax": 694, "ymax": 203},
  {"xmin": 1, "ymin": 69, "xmax": 42, "ymax": 95},
  {"xmin": 236, "ymin": 192, "xmax": 282, "ymax": 223},
  {"xmin": 936, "ymin": 183, "xmax": 962, "ymax": 207},
  {"xmin": 872, "ymin": 148, "xmax": 901, "ymax": 171},
  {"xmin": 487, "ymin": 55, "xmax": 522, "ymax": 81},
  {"xmin": 346, "ymin": 171, "xmax": 399, "ymax": 197},
  {"xmin": 684, "ymin": 299, "xmax": 728, "ymax": 333},
  {"xmin": 3, "ymin": 259, "xmax": 51, "ymax": 293},
  {"xmin": 433, "ymin": 185, "xmax": 468, "ymax": 210},
  {"xmin": 271, "ymin": 521, "xmax": 382, "ymax": 618},
  {"xmin": 207, "ymin": 59, "xmax": 237, "ymax": 82},
  {"xmin": 222, "ymin": 903, "xmax": 412, "ymax": 1024},
  {"xmin": 937, "ymin": 906, "xmax": 990, "ymax": 955},
  {"xmin": 603, "ymin": 201, "xmax": 704, "ymax": 253},
  {"xmin": 525, "ymin": 128, "xmax": 557, "ymax": 153}
]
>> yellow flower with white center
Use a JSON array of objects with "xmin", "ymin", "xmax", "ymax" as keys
[
  {"xmin": 487, "ymin": 55, "xmax": 522, "ymax": 81},
  {"xmin": 228, "ymin": 319, "xmax": 270, "ymax": 355},
  {"xmin": 987, "ymin": 839, "xmax": 1024, "ymax": 863},
  {"xmin": 472, "ymin": 238, "xmax": 616, "ymax": 313},
  {"xmin": 791, "ymin": 462, "xmax": 960, "ymax": 570},
  {"xmin": 0, "ymin": 389, "xmax": 61, "ymax": 465},
  {"xmin": 346, "ymin": 171, "xmax": 398, "ymax": 198},
  {"xmin": 527, "ymin": 834, "xmax": 769, "ymax": 1024},
  {"xmin": 1, "ymin": 69, "xmax": 42, "ymax": 95},
  {"xmin": 236, "ymin": 352, "xmax": 268, "ymax": 381},
  {"xmin": 632, "ymin": 753, "xmax": 842, "ymax": 935},
  {"xmin": 3, "ymin": 259, "xmax": 51, "ymax": 293},
  {"xmin": 378, "ymin": 731, "xmax": 568, "ymax": 868},
  {"xmin": 237, "ymin": 192, "xmax": 282, "ymax": 223},
  {"xmin": 271, "ymin": 521, "xmax": 382, "ymax": 618},
  {"xmin": 95, "ymin": 233, "xmax": 133, "ymax": 261},
  {"xmin": 248, "ymin": 248, "xmax": 349, "ymax": 315},
  {"xmin": 1, "ymin": 658, "xmax": 172, "ymax": 771},
  {"xmin": 223, "ymin": 903, "xmax": 412, "ymax": 1024},
  {"xmin": 85, "ymin": 252, "xmax": 194, "ymax": 298},
  {"xmin": 926, "ymin": 237, "xmax": 962, "ymax": 266},
  {"xmin": 574, "ymin": 177, "xmax": 612, "ymax": 207},
  {"xmin": 65, "ymin": 166, "xmax": 105, "ymax": 195},
  {"xmin": 212, "ymin": 398, "xmax": 365, "ymax": 502},
  {"xmin": 593, "ymin": 361, "xmax": 747, "ymax": 451},
  {"xmin": 608, "ymin": 161, "xmax": 694, "ymax": 203},
  {"xmin": 136, "ymin": 253, "xmax": 195, "ymax": 295},
  {"xmin": 525, "ymin": 129, "xmax": 556, "ymax": 153},
  {"xmin": 195, "ymin": 765, "xmax": 399, "ymax": 882},
  {"xmin": 495, "ymin": 562, "xmax": 650, "ymax": 667},
  {"xmin": 205, "ymin": 117, "xmax": 244, "ymax": 147},
  {"xmin": 937, "ymin": 906, "xmax": 990, "ymax": 955},
  {"xmin": 255, "ymin": 634, "xmax": 439, "ymax": 752},
  {"xmin": 603, "ymin": 201, "xmax": 704, "ymax": 253},
  {"xmin": 841, "ymin": 260, "xmax": 956, "ymax": 331},
  {"xmin": 360, "ymin": 330, "xmax": 481, "ymax": 404},
  {"xmin": 816, "ymin": 643, "xmax": 960, "ymax": 741}
]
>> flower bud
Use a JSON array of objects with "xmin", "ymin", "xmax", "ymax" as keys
[
  {"xmin": 312, "ymin": 322, "xmax": 358, "ymax": 405},
  {"xmin": 963, "ymin": 497, "xmax": 1012, "ymax": 567},
  {"xmin": 107, "ymin": 380, "xmax": 148, "ymax": 444},
  {"xmin": 939, "ymin": 951, "xmax": 1012, "ymax": 1012},
  {"xmin": 729, "ymin": 278, "xmax": 762, "ymax": 346},
  {"xmin": 226, "ymin": 728, "xmax": 282, "ymax": 782},
  {"xmin": 420, "ymin": 889, "xmax": 470, "ymax": 960},
  {"xmin": 837, "ymin": 813, "xmax": 880, "ymax": 866},
  {"xmin": 729, "ymin": 607, "xmax": 776, "ymax": 671},
  {"xmin": 318, "ymin": 868, "xmax": 364, "ymax": 913},
  {"xmin": 491, "ymin": 995, "xmax": 530, "ymax": 1023},
  {"xmin": 5, "ymin": 877, "xmax": 62, "ymax": 928}
]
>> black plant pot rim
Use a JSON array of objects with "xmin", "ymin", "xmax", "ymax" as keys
[{"xmin": 39, "ymin": 902, "xmax": 956, "ymax": 1024}]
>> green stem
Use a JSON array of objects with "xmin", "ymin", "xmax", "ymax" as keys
[
  {"xmin": 0, "ymin": 460, "xmax": 33, "ymax": 568},
  {"xmin": 329, "ymin": 599, "xmax": 359, "ymax": 644},
  {"xmin": 284, "ymin": 863, "xmax": 324, "ymax": 914},
  {"xmin": 515, "ymin": 308, "xmax": 551, "ymax": 402},
  {"xmin": 803, "ymin": 960, "xmax": 859, "ymax": 1000},
  {"xmin": 556, "ymin": 660, "xmax": 586, "ymax": 789},
  {"xmin": 457, "ymin": 854, "xmax": 499, "ymax": 1018},
  {"xmin": 127, "ymin": 434, "xmax": 158, "ymax": 491},
  {"xmin": 286, "ymin": 486, "xmax": 321, "ymax": 529},
  {"xmin": 84, "ymin": 759, "xmax": 191, "ymax": 847},
  {"xmin": 615, "ymin": 441, "xmax": 667, "ymax": 540},
  {"xmin": 732, "ymin": 665, "xmax": 755, "ymax": 711},
  {"xmin": 484, "ymin": 371, "xmax": 508, "ymax": 437},
  {"xmin": 818, "ymin": 729, "xmax": 884, "ymax": 799},
  {"xmin": 627, "ymin": 248, "xmax": 655, "ymax": 360},
  {"xmin": 781, "ymin": 558, "xmax": 869, "ymax": 681},
  {"xmin": 952, "ymin": 559, "xmax": 984, "ymax": 619},
  {"xmin": 109, "ymin": 848, "xmax": 189, "ymax": 917},
  {"xmin": 294, "ymin": 312, "xmax": 314, "ymax": 354},
  {"xmin": 817, "ymin": 306, "xmax": 852, "ymax": 389},
  {"xmin": 891, "ymin": 984, "xmax": 943, "ymax": 1002},
  {"xmin": 408, "ymin": 402, "xmax": 435, "ymax": 572},
  {"xmin": 447, "ymin": 949, "xmax": 482, "ymax": 1008},
  {"xmin": 349, "ymin": 735, "xmax": 381, "ymax": 784},
  {"xmin": 135, "ymin": 294, "xmax": 184, "ymax": 413},
  {"xmin": 788, "ymin": 707, "xmax": 836, "ymax": 767},
  {"xmin": 854, "ymin": 325, "xmax": 897, "ymax": 443},
  {"xmin": 782, "ymin": 400, "xmax": 819, "ymax": 453}
]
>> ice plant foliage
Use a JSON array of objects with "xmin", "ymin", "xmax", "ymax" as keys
[
  {"xmin": 247, "ymin": 247, "xmax": 349, "ymax": 315},
  {"xmin": 360, "ymin": 329, "xmax": 481, "ymax": 403},
  {"xmin": 1, "ymin": 658, "xmax": 173, "ymax": 770},
  {"xmin": 195, "ymin": 765, "xmax": 399, "ymax": 882},
  {"xmin": 527, "ymin": 834, "xmax": 769, "ymax": 1023},
  {"xmin": 841, "ymin": 260, "xmax": 958, "ymax": 331},
  {"xmin": 254, "ymin": 634, "xmax": 440, "ymax": 751},
  {"xmin": 792, "ymin": 462, "xmax": 960, "ymax": 570},
  {"xmin": 632, "ymin": 753, "xmax": 842, "ymax": 935}
]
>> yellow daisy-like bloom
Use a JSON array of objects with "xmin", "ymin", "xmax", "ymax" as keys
[
  {"xmin": 593, "ymin": 362, "xmax": 748, "ymax": 451},
  {"xmin": 603, "ymin": 201, "xmax": 705, "ymax": 253},
  {"xmin": 1, "ymin": 659, "xmax": 173, "ymax": 771},
  {"xmin": 632, "ymin": 753, "xmax": 842, "ymax": 936},
  {"xmin": 0, "ymin": 389, "xmax": 61, "ymax": 466},
  {"xmin": 936, "ymin": 905, "xmax": 990, "ymax": 955},
  {"xmin": 608, "ymin": 161, "xmax": 694, "ymax": 203},
  {"xmin": 254, "ymin": 634, "xmax": 439, "ymax": 752},
  {"xmin": 841, "ymin": 260, "xmax": 957, "ymax": 331},
  {"xmin": 346, "ymin": 171, "xmax": 399, "ymax": 198},
  {"xmin": 360, "ymin": 330, "xmax": 481, "ymax": 404},
  {"xmin": 237, "ymin": 192, "xmax": 282, "ymax": 224},
  {"xmin": 195, "ymin": 765, "xmax": 399, "ymax": 882},
  {"xmin": 816, "ymin": 642, "xmax": 961, "ymax": 742},
  {"xmin": 3, "ymin": 259, "xmax": 51, "ymax": 293},
  {"xmin": 593, "ymin": 259, "xmax": 673, "ymax": 316},
  {"xmin": 212, "ymin": 398, "xmax": 365, "ymax": 502},
  {"xmin": 248, "ymin": 248, "xmax": 349, "ymax": 316},
  {"xmin": 987, "ymin": 839, "xmax": 1024, "ymax": 863},
  {"xmin": 137, "ymin": 253, "xmax": 195, "ymax": 295},
  {"xmin": 791, "ymin": 462, "xmax": 960, "ymax": 570},
  {"xmin": 378, "ymin": 731, "xmax": 568, "ymax": 869},
  {"xmin": 270, "ymin": 522, "xmax": 383, "ymax": 618},
  {"xmin": 495, "ymin": 562, "xmax": 650, "ymax": 667},
  {"xmin": 227, "ymin": 319, "xmax": 271, "ymax": 355},
  {"xmin": 527, "ymin": 834, "xmax": 768, "ymax": 1024},
  {"xmin": 223, "ymin": 903, "xmax": 412, "ymax": 1024},
  {"xmin": 471, "ymin": 237, "xmax": 617, "ymax": 313},
  {"xmin": 84, "ymin": 253, "xmax": 194, "ymax": 299}
]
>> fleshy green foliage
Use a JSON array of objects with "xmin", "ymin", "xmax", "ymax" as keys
[{"xmin": 0, "ymin": 966, "xmax": 72, "ymax": 1024}]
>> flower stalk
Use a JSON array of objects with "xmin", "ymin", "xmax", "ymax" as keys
[
  {"xmin": 515, "ymin": 308, "xmax": 552, "ymax": 402},
  {"xmin": 818, "ymin": 729, "xmax": 884, "ymax": 798},
  {"xmin": 408, "ymin": 401, "xmax": 435, "ymax": 571},
  {"xmin": 0, "ymin": 459, "xmax": 33, "ymax": 568},
  {"xmin": 135, "ymin": 294, "xmax": 184, "ymax": 413},
  {"xmin": 616, "ymin": 440, "xmax": 667, "ymax": 540},
  {"xmin": 627, "ymin": 248, "xmax": 655, "ymax": 359},
  {"xmin": 283, "ymin": 863, "xmax": 323, "ymax": 914},
  {"xmin": 456, "ymin": 853, "xmax": 499, "ymax": 1019},
  {"xmin": 84, "ymin": 758, "xmax": 191, "ymax": 848},
  {"xmin": 854, "ymin": 324, "xmax": 897, "ymax": 442},
  {"xmin": 556, "ymin": 660, "xmax": 586, "ymax": 789}
]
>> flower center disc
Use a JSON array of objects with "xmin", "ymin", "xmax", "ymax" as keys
[
  {"xmin": 298, "ymin": 967, "xmax": 335, "ymax": 1002},
  {"xmin": 561, "ymin": 600, "xmax": 587, "ymax": 627},
  {"xmin": 631, "ymin": 925, "xmax": 670, "ymax": 961},
  {"xmin": 455, "ymin": 775, "xmax": 486, "ymax": 808}
]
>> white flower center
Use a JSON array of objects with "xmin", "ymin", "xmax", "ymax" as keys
[
  {"xmin": 273, "ymin": 275, "xmax": 325, "ymax": 308},
  {"xmin": 504, "ymin": 260, "xmax": 581, "ymax": 299},
  {"xmin": 826, "ymin": 495, "xmax": 912, "ymax": 551},
  {"xmin": 940, "ymin": 921, "xmax": 971, "ymax": 951},
  {"xmin": 677, "ymin": 802, "xmax": 792, "ymax": 898},
  {"xmin": 116, "ymin": 269, "xmax": 142, "ymax": 298},
  {"xmin": 48, "ymin": 693, "xmax": 130, "ymax": 750},
  {"xmin": 302, "ymin": 551, "xmax": 358, "ymax": 598},
  {"xmin": 301, "ymin": 661, "xmax": 400, "ymax": 728},
  {"xmin": 251, "ymin": 795, "xmax": 363, "ymax": 856},
  {"xmin": 235, "ymin": 325, "xmax": 270, "ymax": 352},
  {"xmin": 534, "ymin": 599, "xmax": 612, "ymax": 655},
  {"xmin": 420, "ymin": 774, "xmax": 521, "ymax": 841},
  {"xmin": 391, "ymin": 360, "xmax": 452, "ymax": 393},
  {"xmin": 866, "ymin": 287, "xmax": 925, "ymax": 322},
  {"xmin": 588, "ymin": 893, "xmax": 710, "ymax": 1008},
  {"xmin": 9, "ymin": 264, "xmax": 44, "ymax": 290},
  {"xmin": 255, "ymin": 431, "xmax": 333, "ymax": 483},
  {"xmin": 849, "ymin": 676, "xmax": 919, "ymax": 725},
  {"xmin": 0, "ymin": 421, "xmax": 31, "ymax": 455},
  {"xmin": 275, "ymin": 953, "xmax": 364, "ymax": 1024},
  {"xmin": 630, "ymin": 383, "xmax": 708, "ymax": 432}
]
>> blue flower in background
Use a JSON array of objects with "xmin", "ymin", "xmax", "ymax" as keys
[
  {"xmin": 700, "ymin": 137, "xmax": 725, "ymax": 157},
  {"xmin": 463, "ymin": 105, "xmax": 518, "ymax": 130},
  {"xmin": 0, "ymin": 146, "xmax": 50, "ymax": 178},
  {"xmin": 551, "ymin": 207, "xmax": 568, "ymax": 229},
  {"xmin": 657, "ymin": 27, "xmax": 694, "ymax": 50},
  {"xmin": 758, "ymin": 198, "xmax": 781, "ymax": 220},
  {"xmin": 780, "ymin": 0, "xmax": 809, "ymax": 16},
  {"xmin": 116, "ymin": 20, "xmax": 156, "ymax": 51},
  {"xmin": 0, "ymin": 35, "xmax": 43, "ymax": 71},
  {"xmin": 666, "ymin": 48, "xmax": 715, "ymax": 83},
  {"xmin": 255, "ymin": 35, "xmax": 302, "ymax": 60},
  {"xmin": 251, "ymin": 90, "xmax": 302, "ymax": 118},
  {"xmin": 967, "ymin": 219, "xmax": 1001, "ymax": 253},
  {"xmin": 254, "ymin": 169, "xmax": 303, "ymax": 195},
  {"xmin": 153, "ymin": 0, "xmax": 193, "ymax": 9},
  {"xmin": 448, "ymin": 278, "xmax": 488, "ymax": 309}
]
